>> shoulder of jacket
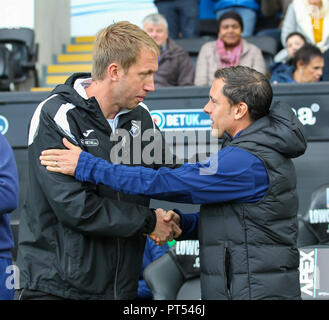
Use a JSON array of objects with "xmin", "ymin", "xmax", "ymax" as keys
[
  {"xmin": 165, "ymin": 39, "xmax": 190, "ymax": 57},
  {"xmin": 134, "ymin": 103, "xmax": 153, "ymax": 121},
  {"xmin": 37, "ymin": 94, "xmax": 60, "ymax": 112},
  {"xmin": 40, "ymin": 94, "xmax": 78, "ymax": 115},
  {"xmin": 137, "ymin": 102, "xmax": 150, "ymax": 114},
  {"xmin": 202, "ymin": 40, "xmax": 217, "ymax": 49},
  {"xmin": 242, "ymin": 39, "xmax": 262, "ymax": 54},
  {"xmin": 292, "ymin": 0, "xmax": 306, "ymax": 16},
  {"xmin": 199, "ymin": 41, "xmax": 217, "ymax": 57},
  {"xmin": 137, "ymin": 103, "xmax": 157, "ymax": 131}
]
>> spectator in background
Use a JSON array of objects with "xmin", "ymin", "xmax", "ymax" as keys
[
  {"xmin": 137, "ymin": 236, "xmax": 170, "ymax": 299},
  {"xmin": 143, "ymin": 13, "xmax": 194, "ymax": 87},
  {"xmin": 271, "ymin": 32, "xmax": 307, "ymax": 78},
  {"xmin": 261, "ymin": 0, "xmax": 292, "ymax": 20},
  {"xmin": 154, "ymin": 0, "xmax": 200, "ymax": 38},
  {"xmin": 284, "ymin": 32, "xmax": 308, "ymax": 59},
  {"xmin": 274, "ymin": 31, "xmax": 307, "ymax": 64},
  {"xmin": 194, "ymin": 11, "xmax": 266, "ymax": 86},
  {"xmin": 0, "ymin": 133, "xmax": 18, "ymax": 300},
  {"xmin": 258, "ymin": 0, "xmax": 292, "ymax": 43},
  {"xmin": 281, "ymin": 0, "xmax": 329, "ymax": 52},
  {"xmin": 270, "ymin": 43, "xmax": 324, "ymax": 83},
  {"xmin": 322, "ymin": 47, "xmax": 329, "ymax": 79},
  {"xmin": 213, "ymin": 0, "xmax": 260, "ymax": 37}
]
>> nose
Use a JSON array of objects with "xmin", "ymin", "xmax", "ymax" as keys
[
  {"xmin": 203, "ymin": 101, "xmax": 211, "ymax": 114},
  {"xmin": 149, "ymin": 31, "xmax": 158, "ymax": 39},
  {"xmin": 318, "ymin": 68, "xmax": 323, "ymax": 78},
  {"xmin": 144, "ymin": 77, "xmax": 155, "ymax": 92}
]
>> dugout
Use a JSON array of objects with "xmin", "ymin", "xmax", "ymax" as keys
[{"xmin": 0, "ymin": 82, "xmax": 329, "ymax": 262}]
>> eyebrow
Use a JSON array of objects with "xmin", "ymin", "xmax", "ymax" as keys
[
  {"xmin": 221, "ymin": 22, "xmax": 240, "ymax": 27},
  {"xmin": 139, "ymin": 69, "xmax": 155, "ymax": 75},
  {"xmin": 209, "ymin": 95, "xmax": 217, "ymax": 103}
]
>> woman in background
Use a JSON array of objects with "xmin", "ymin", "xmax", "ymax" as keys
[
  {"xmin": 271, "ymin": 43, "xmax": 324, "ymax": 83},
  {"xmin": 194, "ymin": 11, "xmax": 266, "ymax": 86},
  {"xmin": 271, "ymin": 32, "xmax": 307, "ymax": 78},
  {"xmin": 281, "ymin": 0, "xmax": 329, "ymax": 52}
]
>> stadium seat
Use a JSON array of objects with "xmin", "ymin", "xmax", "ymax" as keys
[
  {"xmin": 143, "ymin": 240, "xmax": 201, "ymax": 300},
  {"xmin": 174, "ymin": 36, "xmax": 216, "ymax": 66},
  {"xmin": 0, "ymin": 27, "xmax": 39, "ymax": 90},
  {"xmin": 0, "ymin": 44, "xmax": 12, "ymax": 91},
  {"xmin": 244, "ymin": 35, "xmax": 280, "ymax": 71},
  {"xmin": 199, "ymin": 19, "xmax": 218, "ymax": 37},
  {"xmin": 298, "ymin": 183, "xmax": 329, "ymax": 247}
]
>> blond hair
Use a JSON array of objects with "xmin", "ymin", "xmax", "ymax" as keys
[{"xmin": 92, "ymin": 21, "xmax": 160, "ymax": 80}]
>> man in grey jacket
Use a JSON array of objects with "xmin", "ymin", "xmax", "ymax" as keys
[{"xmin": 143, "ymin": 13, "xmax": 194, "ymax": 87}]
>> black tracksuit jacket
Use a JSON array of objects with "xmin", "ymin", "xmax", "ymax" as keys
[{"xmin": 17, "ymin": 73, "xmax": 175, "ymax": 299}]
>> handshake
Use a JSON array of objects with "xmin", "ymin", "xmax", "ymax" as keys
[{"xmin": 149, "ymin": 208, "xmax": 182, "ymax": 246}]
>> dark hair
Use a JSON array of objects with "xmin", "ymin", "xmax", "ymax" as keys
[
  {"xmin": 293, "ymin": 43, "xmax": 323, "ymax": 68},
  {"xmin": 217, "ymin": 11, "xmax": 244, "ymax": 32},
  {"xmin": 214, "ymin": 66, "xmax": 273, "ymax": 121},
  {"xmin": 285, "ymin": 32, "xmax": 307, "ymax": 44}
]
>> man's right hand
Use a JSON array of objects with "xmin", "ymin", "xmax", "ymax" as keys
[
  {"xmin": 163, "ymin": 209, "xmax": 181, "ymax": 229},
  {"xmin": 149, "ymin": 208, "xmax": 182, "ymax": 246}
]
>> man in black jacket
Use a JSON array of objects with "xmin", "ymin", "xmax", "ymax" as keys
[{"xmin": 15, "ymin": 21, "xmax": 180, "ymax": 300}]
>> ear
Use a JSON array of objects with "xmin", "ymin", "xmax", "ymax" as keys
[
  {"xmin": 234, "ymin": 102, "xmax": 249, "ymax": 120},
  {"xmin": 106, "ymin": 63, "xmax": 121, "ymax": 81},
  {"xmin": 296, "ymin": 60, "xmax": 305, "ymax": 70}
]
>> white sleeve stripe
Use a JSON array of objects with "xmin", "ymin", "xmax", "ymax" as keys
[
  {"xmin": 139, "ymin": 102, "xmax": 149, "ymax": 112},
  {"xmin": 28, "ymin": 96, "xmax": 78, "ymax": 146},
  {"xmin": 53, "ymin": 103, "xmax": 78, "ymax": 143},
  {"xmin": 28, "ymin": 94, "xmax": 57, "ymax": 146},
  {"xmin": 138, "ymin": 102, "xmax": 156, "ymax": 132}
]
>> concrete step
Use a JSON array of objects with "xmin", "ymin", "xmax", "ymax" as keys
[
  {"xmin": 56, "ymin": 53, "xmax": 93, "ymax": 63},
  {"xmin": 45, "ymin": 74, "xmax": 70, "ymax": 86},
  {"xmin": 30, "ymin": 87, "xmax": 53, "ymax": 92},
  {"xmin": 65, "ymin": 43, "xmax": 93, "ymax": 53},
  {"xmin": 72, "ymin": 36, "xmax": 95, "ymax": 44},
  {"xmin": 47, "ymin": 64, "xmax": 92, "ymax": 74}
]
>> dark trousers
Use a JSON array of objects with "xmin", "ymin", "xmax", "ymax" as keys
[{"xmin": 156, "ymin": 0, "xmax": 200, "ymax": 38}]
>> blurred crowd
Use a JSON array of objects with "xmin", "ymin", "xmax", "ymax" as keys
[{"xmin": 149, "ymin": 0, "xmax": 329, "ymax": 87}]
